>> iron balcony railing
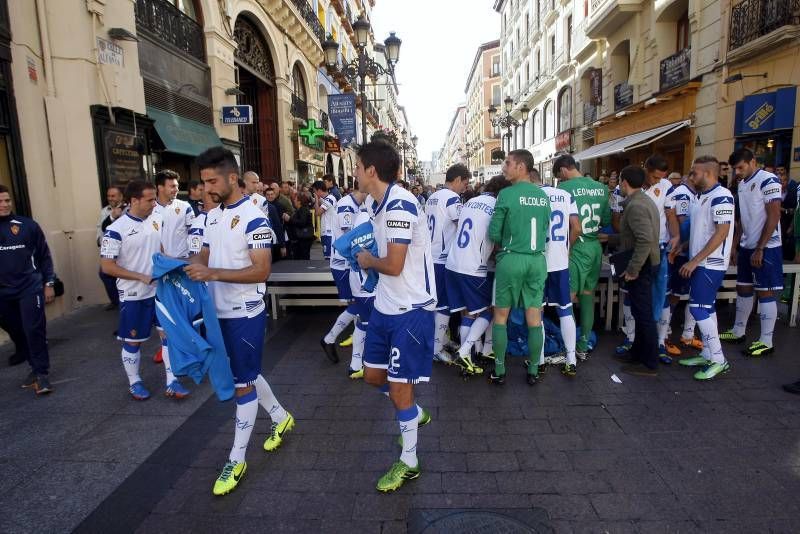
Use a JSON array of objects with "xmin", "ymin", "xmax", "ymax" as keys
[
  {"xmin": 729, "ymin": 0, "xmax": 800, "ymax": 51},
  {"xmin": 290, "ymin": 0, "xmax": 326, "ymax": 44},
  {"xmin": 291, "ymin": 93, "xmax": 308, "ymax": 120},
  {"xmin": 583, "ymin": 103, "xmax": 598, "ymax": 125},
  {"xmin": 135, "ymin": 0, "xmax": 204, "ymax": 61}
]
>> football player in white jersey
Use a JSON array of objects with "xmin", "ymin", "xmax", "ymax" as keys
[
  {"xmin": 663, "ymin": 176, "xmax": 703, "ymax": 359},
  {"xmin": 611, "ymin": 155, "xmax": 678, "ymax": 355},
  {"xmin": 425, "ymin": 164, "xmax": 467, "ymax": 363},
  {"xmin": 186, "ymin": 147, "xmax": 294, "ymax": 496},
  {"xmin": 355, "ymin": 141, "xmax": 435, "ymax": 493},
  {"xmin": 444, "ymin": 176, "xmax": 511, "ymax": 376},
  {"xmin": 320, "ymin": 190, "xmax": 365, "ymax": 364},
  {"xmin": 539, "ymin": 179, "xmax": 582, "ymax": 376},
  {"xmin": 313, "ymin": 181, "xmax": 338, "ymax": 260},
  {"xmin": 187, "ymin": 185, "xmax": 220, "ymax": 256},
  {"xmin": 720, "ymin": 148, "xmax": 783, "ymax": 356},
  {"xmin": 101, "ymin": 181, "xmax": 189, "ymax": 400},
  {"xmin": 675, "ymin": 156, "xmax": 735, "ymax": 380},
  {"xmin": 152, "ymin": 170, "xmax": 195, "ymax": 259}
]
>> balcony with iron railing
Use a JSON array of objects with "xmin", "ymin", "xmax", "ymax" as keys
[
  {"xmin": 261, "ymin": 0, "xmax": 324, "ymax": 62},
  {"xmin": 291, "ymin": 93, "xmax": 308, "ymax": 121},
  {"xmin": 729, "ymin": 0, "xmax": 800, "ymax": 52},
  {"xmin": 570, "ymin": 19, "xmax": 595, "ymax": 62},
  {"xmin": 289, "ymin": 0, "xmax": 325, "ymax": 42},
  {"xmin": 551, "ymin": 49, "xmax": 569, "ymax": 77},
  {"xmin": 582, "ymin": 102, "xmax": 599, "ymax": 126},
  {"xmin": 135, "ymin": 0, "xmax": 204, "ymax": 62}
]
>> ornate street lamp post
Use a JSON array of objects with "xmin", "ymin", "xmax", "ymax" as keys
[
  {"xmin": 322, "ymin": 17, "xmax": 401, "ymax": 145},
  {"xmin": 488, "ymin": 96, "xmax": 529, "ymax": 154},
  {"xmin": 397, "ymin": 129, "xmax": 417, "ymax": 179}
]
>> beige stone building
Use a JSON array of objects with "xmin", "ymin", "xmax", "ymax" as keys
[
  {"xmin": 2, "ymin": 0, "xmax": 398, "ymax": 318},
  {"xmin": 712, "ymin": 0, "xmax": 799, "ymax": 175},
  {"xmin": 464, "ymin": 40, "xmax": 502, "ymax": 182}
]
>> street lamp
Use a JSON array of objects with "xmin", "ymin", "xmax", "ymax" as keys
[
  {"xmin": 488, "ymin": 98, "xmax": 530, "ymax": 153},
  {"xmin": 398, "ymin": 128, "xmax": 417, "ymax": 180},
  {"xmin": 322, "ymin": 16, "xmax": 401, "ymax": 144}
]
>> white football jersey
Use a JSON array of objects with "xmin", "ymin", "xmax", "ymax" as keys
[
  {"xmin": 331, "ymin": 194, "xmax": 361, "ymax": 270},
  {"xmin": 425, "ymin": 188, "xmax": 462, "ymax": 264},
  {"xmin": 665, "ymin": 183, "xmax": 696, "ymax": 256},
  {"xmin": 542, "ymin": 185, "xmax": 578, "ymax": 273},
  {"xmin": 368, "ymin": 184, "xmax": 436, "ymax": 315},
  {"xmin": 445, "ymin": 193, "xmax": 497, "ymax": 278},
  {"xmin": 153, "ymin": 198, "xmax": 195, "ymax": 258},
  {"xmin": 612, "ymin": 180, "xmax": 672, "ymax": 244},
  {"xmin": 689, "ymin": 184, "xmax": 735, "ymax": 270},
  {"xmin": 187, "ymin": 212, "xmax": 207, "ymax": 256},
  {"xmin": 101, "ymin": 212, "xmax": 163, "ymax": 301},
  {"xmin": 318, "ymin": 193, "xmax": 337, "ymax": 237},
  {"xmin": 203, "ymin": 196, "xmax": 273, "ymax": 319},
  {"xmin": 738, "ymin": 169, "xmax": 782, "ymax": 249},
  {"xmin": 248, "ymin": 193, "xmax": 269, "ymax": 216},
  {"xmin": 349, "ymin": 208, "xmax": 376, "ymax": 299}
]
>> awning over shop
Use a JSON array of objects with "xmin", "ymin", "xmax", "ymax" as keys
[
  {"xmin": 147, "ymin": 106, "xmax": 222, "ymax": 157},
  {"xmin": 573, "ymin": 120, "xmax": 691, "ymax": 161}
]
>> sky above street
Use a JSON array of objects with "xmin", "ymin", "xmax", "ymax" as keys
[{"xmin": 371, "ymin": 1, "xmax": 500, "ymax": 162}]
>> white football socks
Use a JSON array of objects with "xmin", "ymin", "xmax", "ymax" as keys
[
  {"xmin": 121, "ymin": 346, "xmax": 141, "ymax": 386},
  {"xmin": 254, "ymin": 374, "xmax": 288, "ymax": 423},
  {"xmin": 230, "ymin": 390, "xmax": 258, "ymax": 463},
  {"xmin": 732, "ymin": 294, "xmax": 754, "ymax": 337},
  {"xmin": 324, "ymin": 310, "xmax": 354, "ymax": 344}
]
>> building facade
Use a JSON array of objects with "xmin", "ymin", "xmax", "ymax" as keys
[
  {"xmin": 464, "ymin": 40, "xmax": 502, "ymax": 182},
  {"xmin": 5, "ymin": 0, "xmax": 412, "ymax": 318},
  {"xmin": 438, "ymin": 105, "xmax": 466, "ymax": 174},
  {"xmin": 494, "ymin": 0, "xmax": 723, "ymax": 181}
]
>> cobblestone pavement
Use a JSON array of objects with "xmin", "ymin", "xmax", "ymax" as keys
[{"xmin": 1, "ymin": 304, "xmax": 799, "ymax": 533}]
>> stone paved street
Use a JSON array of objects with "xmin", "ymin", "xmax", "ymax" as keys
[{"xmin": 1, "ymin": 304, "xmax": 800, "ymax": 533}]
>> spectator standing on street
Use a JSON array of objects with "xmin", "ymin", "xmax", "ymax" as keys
[
  {"xmin": 188, "ymin": 179, "xmax": 204, "ymax": 216},
  {"xmin": 487, "ymin": 149, "xmax": 552, "ymax": 386},
  {"xmin": 324, "ymin": 174, "xmax": 342, "ymax": 200},
  {"xmin": 270, "ymin": 182, "xmax": 295, "ymax": 217},
  {"xmin": 608, "ymin": 166, "xmax": 661, "ymax": 376},
  {"xmin": 265, "ymin": 186, "xmax": 287, "ymax": 262},
  {"xmin": 287, "ymin": 192, "xmax": 315, "ymax": 260},
  {"xmin": 97, "ymin": 184, "xmax": 124, "ymax": 311},
  {"xmin": 0, "ymin": 184, "xmax": 56, "ymax": 393},
  {"xmin": 777, "ymin": 165, "xmax": 797, "ymax": 302}
]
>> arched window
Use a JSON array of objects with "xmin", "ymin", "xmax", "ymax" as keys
[
  {"xmin": 558, "ymin": 87, "xmax": 572, "ymax": 133},
  {"xmin": 532, "ymin": 109, "xmax": 541, "ymax": 145},
  {"xmin": 293, "ymin": 63, "xmax": 307, "ymax": 102},
  {"xmin": 544, "ymin": 100, "xmax": 554, "ymax": 139}
]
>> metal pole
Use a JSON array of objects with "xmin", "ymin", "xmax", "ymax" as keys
[
  {"xmin": 360, "ymin": 77, "xmax": 367, "ymax": 145},
  {"xmin": 402, "ymin": 143, "xmax": 406, "ymax": 179}
]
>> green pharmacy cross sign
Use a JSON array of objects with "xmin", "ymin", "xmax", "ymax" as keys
[{"xmin": 299, "ymin": 119, "xmax": 325, "ymax": 145}]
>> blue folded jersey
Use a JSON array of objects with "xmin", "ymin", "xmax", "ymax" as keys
[
  {"xmin": 151, "ymin": 253, "xmax": 234, "ymax": 401},
  {"xmin": 333, "ymin": 221, "xmax": 379, "ymax": 293}
]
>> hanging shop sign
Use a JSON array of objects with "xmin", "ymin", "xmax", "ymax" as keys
[{"xmin": 734, "ymin": 87, "xmax": 797, "ymax": 136}]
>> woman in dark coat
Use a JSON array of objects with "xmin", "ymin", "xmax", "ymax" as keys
[{"xmin": 287, "ymin": 192, "xmax": 315, "ymax": 260}]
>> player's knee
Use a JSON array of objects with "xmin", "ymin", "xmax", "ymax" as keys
[
  {"xmin": 689, "ymin": 306, "xmax": 710, "ymax": 322},
  {"xmin": 363, "ymin": 368, "xmax": 384, "ymax": 386}
]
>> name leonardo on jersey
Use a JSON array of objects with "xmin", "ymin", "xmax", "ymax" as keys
[
  {"xmin": 520, "ymin": 197, "xmax": 548, "ymax": 207},
  {"xmin": 572, "ymin": 187, "xmax": 605, "ymax": 197}
]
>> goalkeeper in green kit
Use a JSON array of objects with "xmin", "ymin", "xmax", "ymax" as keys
[
  {"xmin": 488, "ymin": 150, "xmax": 551, "ymax": 386},
  {"xmin": 553, "ymin": 154, "xmax": 610, "ymax": 357}
]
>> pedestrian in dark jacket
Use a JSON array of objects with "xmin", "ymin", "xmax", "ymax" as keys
[{"xmin": 288, "ymin": 192, "xmax": 315, "ymax": 260}]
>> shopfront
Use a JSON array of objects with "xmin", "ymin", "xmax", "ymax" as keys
[
  {"xmin": 733, "ymin": 87, "xmax": 797, "ymax": 168},
  {"xmin": 573, "ymin": 82, "xmax": 699, "ymax": 176}
]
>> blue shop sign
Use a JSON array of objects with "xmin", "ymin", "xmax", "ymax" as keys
[
  {"xmin": 734, "ymin": 86, "xmax": 796, "ymax": 136},
  {"xmin": 221, "ymin": 105, "xmax": 253, "ymax": 125}
]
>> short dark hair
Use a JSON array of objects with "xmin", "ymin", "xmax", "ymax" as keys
[
  {"xmin": 644, "ymin": 154, "xmax": 668, "ymax": 173},
  {"xmin": 124, "ymin": 180, "xmax": 155, "ymax": 201},
  {"xmin": 188, "ymin": 179, "xmax": 203, "ymax": 191},
  {"xmin": 483, "ymin": 175, "xmax": 512, "ymax": 195},
  {"xmin": 154, "ymin": 169, "xmax": 180, "ymax": 187},
  {"xmin": 196, "ymin": 146, "xmax": 240, "ymax": 177},
  {"xmin": 552, "ymin": 154, "xmax": 578, "ymax": 177},
  {"xmin": 729, "ymin": 148, "xmax": 754, "ymax": 166},
  {"xmin": 311, "ymin": 180, "xmax": 327, "ymax": 192},
  {"xmin": 446, "ymin": 163, "xmax": 470, "ymax": 182},
  {"xmin": 620, "ymin": 165, "xmax": 646, "ymax": 189},
  {"xmin": 530, "ymin": 168, "xmax": 541, "ymax": 182},
  {"xmin": 357, "ymin": 141, "xmax": 401, "ymax": 183},
  {"xmin": 0, "ymin": 184, "xmax": 9, "ymax": 195},
  {"xmin": 107, "ymin": 183, "xmax": 124, "ymax": 194},
  {"xmin": 322, "ymin": 174, "xmax": 336, "ymax": 183},
  {"xmin": 508, "ymin": 149, "xmax": 535, "ymax": 173}
]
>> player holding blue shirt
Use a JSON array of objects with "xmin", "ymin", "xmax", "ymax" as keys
[
  {"xmin": 186, "ymin": 147, "xmax": 294, "ymax": 496},
  {"xmin": 720, "ymin": 148, "xmax": 784, "ymax": 356},
  {"xmin": 356, "ymin": 141, "xmax": 435, "ymax": 493}
]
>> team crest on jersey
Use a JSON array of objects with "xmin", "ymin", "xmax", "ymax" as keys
[
  {"xmin": 231, "ymin": 215, "xmax": 241, "ymax": 229},
  {"xmin": 10, "ymin": 224, "xmax": 19, "ymax": 235},
  {"xmin": 152, "ymin": 221, "xmax": 160, "ymax": 231},
  {"xmin": 654, "ymin": 189, "xmax": 661, "ymax": 197},
  {"xmin": 175, "ymin": 207, "xmax": 181, "ymax": 215}
]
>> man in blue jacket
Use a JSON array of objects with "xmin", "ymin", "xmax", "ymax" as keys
[{"xmin": 0, "ymin": 184, "xmax": 56, "ymax": 394}]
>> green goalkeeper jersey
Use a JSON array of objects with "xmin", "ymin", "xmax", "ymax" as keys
[
  {"xmin": 558, "ymin": 177, "xmax": 610, "ymax": 242},
  {"xmin": 488, "ymin": 181, "xmax": 551, "ymax": 257}
]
